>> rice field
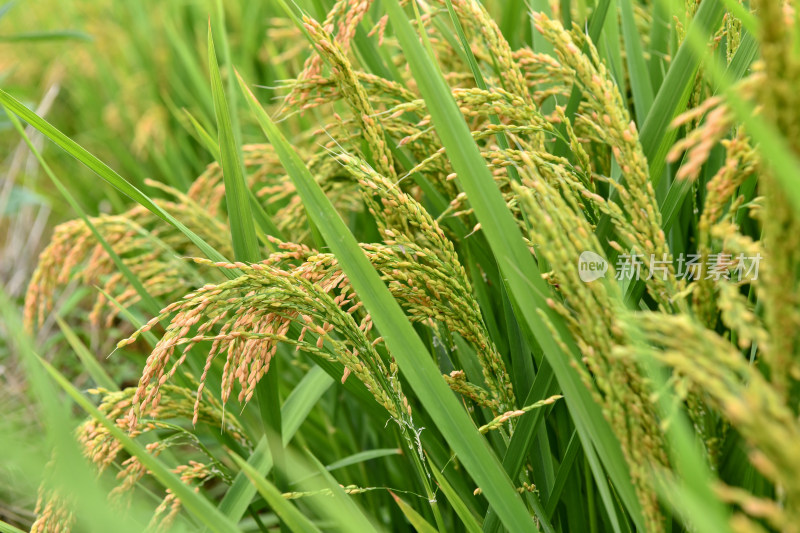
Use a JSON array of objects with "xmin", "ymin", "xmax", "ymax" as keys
[{"xmin": 1, "ymin": 0, "xmax": 798, "ymax": 531}]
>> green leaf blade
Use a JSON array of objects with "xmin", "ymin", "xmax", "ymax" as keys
[{"xmin": 208, "ymin": 23, "xmax": 260, "ymax": 265}]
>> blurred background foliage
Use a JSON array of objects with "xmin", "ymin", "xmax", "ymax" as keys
[{"xmin": 0, "ymin": 1, "xmax": 311, "ymax": 526}]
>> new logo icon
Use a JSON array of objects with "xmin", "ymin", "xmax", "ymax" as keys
[{"xmin": 578, "ymin": 251, "xmax": 608, "ymax": 282}]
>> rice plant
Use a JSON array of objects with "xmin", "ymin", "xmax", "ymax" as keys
[{"xmin": 2, "ymin": 0, "xmax": 799, "ymax": 531}]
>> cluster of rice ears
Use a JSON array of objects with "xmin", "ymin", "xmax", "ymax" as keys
[{"xmin": 5, "ymin": 0, "xmax": 800, "ymax": 531}]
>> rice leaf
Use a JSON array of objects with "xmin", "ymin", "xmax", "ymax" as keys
[
  {"xmin": 428, "ymin": 462, "xmax": 483, "ymax": 533},
  {"xmin": 216, "ymin": 365, "xmax": 335, "ymax": 526},
  {"xmin": 0, "ymin": 30, "xmax": 91, "ymax": 42},
  {"xmin": 228, "ymin": 451, "xmax": 321, "ymax": 533},
  {"xmin": 182, "ymin": 108, "xmax": 221, "ymax": 161},
  {"xmin": 215, "ymin": 437, "xmax": 272, "ymax": 525},
  {"xmin": 0, "ymin": 520, "xmax": 26, "ymax": 533},
  {"xmin": 620, "ymin": 0, "xmax": 654, "ymax": 122},
  {"xmin": 208, "ymin": 23, "xmax": 260, "ymax": 264},
  {"xmin": 325, "ymin": 449, "xmax": 402, "ymax": 472},
  {"xmin": 647, "ymin": 0, "xmax": 670, "ymax": 87},
  {"xmin": 544, "ymin": 430, "xmax": 580, "ymax": 518},
  {"xmin": 288, "ymin": 448, "xmax": 382, "ymax": 533},
  {"xmin": 281, "ymin": 365, "xmax": 335, "ymax": 445},
  {"xmin": 390, "ymin": 492, "xmax": 438, "ymax": 533},
  {"xmin": 56, "ymin": 318, "xmax": 118, "ymax": 391}
]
